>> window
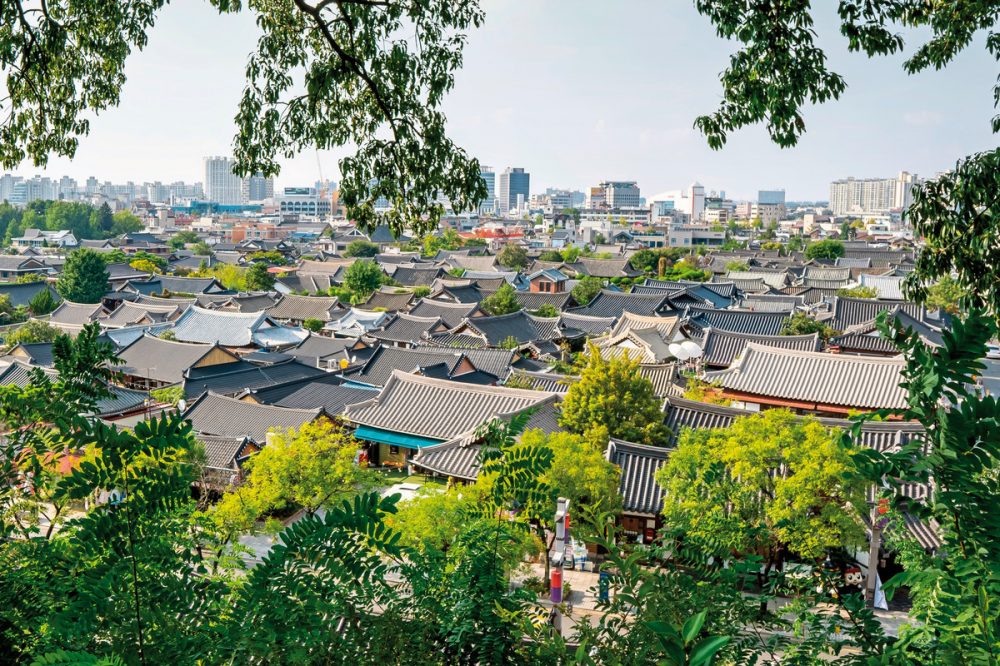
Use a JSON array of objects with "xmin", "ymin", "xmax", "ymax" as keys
[{"xmin": 389, "ymin": 445, "xmax": 400, "ymax": 455}]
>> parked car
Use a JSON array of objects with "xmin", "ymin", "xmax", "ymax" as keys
[{"xmin": 986, "ymin": 343, "xmax": 1000, "ymax": 359}]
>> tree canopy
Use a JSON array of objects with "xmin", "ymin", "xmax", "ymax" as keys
[
  {"xmin": 56, "ymin": 248, "xmax": 110, "ymax": 303},
  {"xmin": 804, "ymin": 239, "xmax": 845, "ymax": 261},
  {"xmin": 560, "ymin": 345, "xmax": 669, "ymax": 445},
  {"xmin": 343, "ymin": 259, "xmax": 386, "ymax": 301},
  {"xmin": 479, "ymin": 282, "xmax": 521, "ymax": 316},
  {"xmin": 496, "ymin": 243, "xmax": 529, "ymax": 270}
]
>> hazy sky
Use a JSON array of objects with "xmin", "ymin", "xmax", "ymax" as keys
[{"xmin": 9, "ymin": 0, "xmax": 998, "ymax": 200}]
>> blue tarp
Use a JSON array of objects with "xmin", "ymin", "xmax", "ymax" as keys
[{"xmin": 353, "ymin": 425, "xmax": 443, "ymax": 450}]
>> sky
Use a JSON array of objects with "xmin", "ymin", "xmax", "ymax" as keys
[{"xmin": 8, "ymin": 0, "xmax": 999, "ymax": 201}]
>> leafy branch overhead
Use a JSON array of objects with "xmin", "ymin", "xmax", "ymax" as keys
[{"xmin": 693, "ymin": 1, "xmax": 1000, "ymax": 148}]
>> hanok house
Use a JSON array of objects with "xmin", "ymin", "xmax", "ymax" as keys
[
  {"xmin": 115, "ymin": 334, "xmax": 241, "ymax": 390},
  {"xmin": 0, "ymin": 255, "xmax": 50, "ymax": 280},
  {"xmin": 527, "ymin": 268, "xmax": 569, "ymax": 294},
  {"xmin": 344, "ymin": 370, "xmax": 557, "ymax": 468},
  {"xmin": 703, "ymin": 343, "xmax": 908, "ymax": 416},
  {"xmin": 604, "ymin": 438, "xmax": 670, "ymax": 544}
]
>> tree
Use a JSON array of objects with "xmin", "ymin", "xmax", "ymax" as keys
[
  {"xmin": 94, "ymin": 202, "xmax": 114, "ymax": 235},
  {"xmin": 247, "ymin": 250, "xmax": 289, "ymax": 266},
  {"xmin": 129, "ymin": 258, "xmax": 162, "ymax": 275},
  {"xmin": 191, "ymin": 240, "xmax": 214, "ymax": 257},
  {"xmin": 531, "ymin": 303, "xmax": 559, "ymax": 318},
  {"xmin": 657, "ymin": 410, "xmax": 866, "ymax": 572},
  {"xmin": 15, "ymin": 272, "xmax": 46, "ymax": 283},
  {"xmin": 169, "ymin": 229, "xmax": 200, "ymax": 249},
  {"xmin": 537, "ymin": 250, "xmax": 563, "ymax": 262},
  {"xmin": 521, "ymin": 428, "xmax": 621, "ymax": 518},
  {"xmin": 412, "ymin": 285, "xmax": 431, "ymax": 298},
  {"xmin": 212, "ymin": 420, "xmax": 373, "ymax": 537},
  {"xmin": 804, "ymin": 239, "xmax": 844, "ymax": 260},
  {"xmin": 725, "ymin": 260, "xmax": 749, "ymax": 272},
  {"xmin": 27, "ymin": 286, "xmax": 59, "ymax": 316},
  {"xmin": 924, "ymin": 275, "xmax": 966, "ymax": 315},
  {"xmin": 110, "ymin": 210, "xmax": 143, "ymax": 236},
  {"xmin": 561, "ymin": 245, "xmax": 581, "ymax": 263},
  {"xmin": 837, "ymin": 285, "xmax": 877, "ymax": 299},
  {"xmin": 56, "ymin": 248, "xmax": 109, "ymax": 303},
  {"xmin": 780, "ymin": 311, "xmax": 839, "ymax": 342},
  {"xmin": 479, "ymin": 282, "xmax": 521, "ymax": 316},
  {"xmin": 343, "ymin": 259, "xmax": 385, "ymax": 300},
  {"xmin": 302, "ymin": 318, "xmax": 324, "ymax": 332},
  {"xmin": 344, "ymin": 239, "xmax": 380, "ymax": 257},
  {"xmin": 496, "ymin": 243, "xmax": 528, "ymax": 270},
  {"xmin": 560, "ymin": 345, "xmax": 670, "ymax": 445},
  {"xmin": 571, "ymin": 276, "xmax": 603, "ymax": 306},
  {"xmin": 3, "ymin": 319, "xmax": 60, "ymax": 346},
  {"xmin": 244, "ymin": 262, "xmax": 275, "ymax": 291}
]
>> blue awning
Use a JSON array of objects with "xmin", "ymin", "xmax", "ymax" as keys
[{"xmin": 353, "ymin": 425, "xmax": 443, "ymax": 450}]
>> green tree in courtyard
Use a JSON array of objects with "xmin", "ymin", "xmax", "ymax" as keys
[
  {"xmin": 570, "ymin": 276, "xmax": 603, "ymax": 306},
  {"xmin": 804, "ymin": 239, "xmax": 844, "ymax": 261},
  {"xmin": 344, "ymin": 239, "xmax": 379, "ymax": 257},
  {"xmin": 244, "ymin": 261, "xmax": 275, "ymax": 291},
  {"xmin": 496, "ymin": 243, "xmax": 529, "ymax": 270},
  {"xmin": 27, "ymin": 286, "xmax": 59, "ymax": 316},
  {"xmin": 560, "ymin": 345, "xmax": 669, "ymax": 445},
  {"xmin": 343, "ymin": 259, "xmax": 385, "ymax": 301},
  {"xmin": 479, "ymin": 282, "xmax": 521, "ymax": 316},
  {"xmin": 57, "ymin": 248, "xmax": 109, "ymax": 303}
]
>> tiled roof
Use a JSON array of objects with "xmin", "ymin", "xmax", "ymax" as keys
[
  {"xmin": 803, "ymin": 266, "xmax": 851, "ymax": 282},
  {"xmin": 265, "ymin": 294, "xmax": 343, "ymax": 322},
  {"xmin": 835, "ymin": 257, "xmax": 873, "ymax": 268},
  {"xmin": 567, "ymin": 257, "xmax": 636, "ymax": 278},
  {"xmin": 478, "ymin": 288, "xmax": 573, "ymax": 312},
  {"xmin": 247, "ymin": 375, "xmax": 377, "ymax": 415},
  {"xmin": 859, "ymin": 274, "xmax": 905, "ymax": 300},
  {"xmin": 410, "ymin": 343, "xmax": 515, "ymax": 378},
  {"xmin": 117, "ymin": 334, "xmax": 230, "ymax": 385},
  {"xmin": 705, "ymin": 343, "xmax": 908, "ymax": 410},
  {"xmin": 0, "ymin": 360, "xmax": 147, "ymax": 417},
  {"xmin": 183, "ymin": 358, "xmax": 327, "ymax": 397},
  {"xmin": 558, "ymin": 312, "xmax": 616, "ymax": 337},
  {"xmin": 5, "ymin": 342, "xmax": 55, "ymax": 367},
  {"xmin": 605, "ymin": 438, "xmax": 672, "ymax": 516},
  {"xmin": 741, "ymin": 294, "xmax": 803, "ymax": 313},
  {"xmin": 637, "ymin": 363, "xmax": 681, "ymax": 398},
  {"xmin": 326, "ymin": 308, "xmax": 392, "ymax": 336},
  {"xmin": 722, "ymin": 277, "xmax": 768, "ymax": 294},
  {"xmin": 456, "ymin": 311, "xmax": 561, "ymax": 346},
  {"xmin": 410, "ymin": 399, "xmax": 563, "ymax": 480},
  {"xmin": 503, "ymin": 370, "xmax": 577, "ymax": 393},
  {"xmin": 345, "ymin": 370, "xmax": 555, "ymax": 440},
  {"xmin": 407, "ymin": 298, "xmax": 480, "ymax": 328},
  {"xmin": 569, "ymin": 290, "xmax": 673, "ymax": 318},
  {"xmin": 286, "ymin": 333, "xmax": 359, "ymax": 367},
  {"xmin": 726, "ymin": 270, "xmax": 788, "ymax": 290},
  {"xmin": 686, "ymin": 307, "xmax": 789, "ymax": 336},
  {"xmin": 801, "ymin": 277, "xmax": 850, "ymax": 290},
  {"xmin": 170, "ymin": 306, "xmax": 277, "ymax": 347},
  {"xmin": 49, "ymin": 301, "xmax": 105, "ymax": 326},
  {"xmin": 99, "ymin": 301, "xmax": 185, "ymax": 328},
  {"xmin": 371, "ymin": 313, "xmax": 446, "ymax": 345},
  {"xmin": 829, "ymin": 296, "xmax": 926, "ymax": 331},
  {"xmin": 385, "ymin": 265, "xmax": 444, "ymax": 286},
  {"xmin": 182, "ymin": 391, "xmax": 322, "ymax": 442},
  {"xmin": 699, "ymin": 329, "xmax": 820, "ymax": 368},
  {"xmin": 125, "ymin": 275, "xmax": 227, "ymax": 295},
  {"xmin": 277, "ymin": 273, "xmax": 334, "ymax": 294},
  {"xmin": 348, "ymin": 346, "xmax": 468, "ymax": 387},
  {"xmin": 359, "ymin": 290, "xmax": 415, "ymax": 312},
  {"xmin": 0, "ymin": 281, "xmax": 59, "ymax": 308}
]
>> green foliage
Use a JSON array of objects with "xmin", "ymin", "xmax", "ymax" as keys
[
  {"xmin": 244, "ymin": 262, "xmax": 275, "ymax": 291},
  {"xmin": 57, "ymin": 249, "xmax": 110, "ymax": 303},
  {"xmin": 168, "ymin": 230, "xmax": 199, "ymax": 249},
  {"xmin": 16, "ymin": 272, "xmax": 46, "ymax": 283},
  {"xmin": 479, "ymin": 282, "xmax": 521, "ymax": 316},
  {"xmin": 537, "ymin": 250, "xmax": 563, "ymax": 262},
  {"xmin": 420, "ymin": 228, "xmax": 464, "ymax": 257},
  {"xmin": 27, "ymin": 287, "xmax": 60, "ymax": 316},
  {"xmin": 724, "ymin": 260, "xmax": 749, "ymax": 272},
  {"xmin": 128, "ymin": 258, "xmax": 161, "ymax": 275},
  {"xmin": 150, "ymin": 386, "xmax": 184, "ymax": 406},
  {"xmin": 190, "ymin": 241, "xmax": 213, "ymax": 257},
  {"xmin": 837, "ymin": 285, "xmax": 878, "ymax": 299},
  {"xmin": 247, "ymin": 250, "xmax": 289, "ymax": 266},
  {"xmin": 157, "ymin": 330, "xmax": 176, "ymax": 341},
  {"xmin": 343, "ymin": 259, "xmax": 386, "ymax": 300},
  {"xmin": 3, "ymin": 319, "xmax": 61, "ymax": 346},
  {"xmin": 412, "ymin": 285, "xmax": 431, "ymax": 298},
  {"xmin": 658, "ymin": 409, "xmax": 866, "ymax": 562},
  {"xmin": 531, "ymin": 303, "xmax": 559, "ymax": 318},
  {"xmin": 110, "ymin": 211, "xmax": 143, "ymax": 236},
  {"xmin": 571, "ymin": 276, "xmax": 603, "ymax": 306},
  {"xmin": 521, "ymin": 429, "xmax": 622, "ymax": 519},
  {"xmin": 849, "ymin": 310, "xmax": 1000, "ymax": 663},
  {"xmin": 344, "ymin": 239, "xmax": 380, "ymax": 257},
  {"xmin": 496, "ymin": 243, "xmax": 529, "ymax": 270},
  {"xmin": 803, "ymin": 239, "xmax": 844, "ymax": 260},
  {"xmin": 682, "ymin": 376, "xmax": 731, "ymax": 406},
  {"xmin": 302, "ymin": 317, "xmax": 324, "ymax": 332},
  {"xmin": 780, "ymin": 311, "xmax": 839, "ymax": 342},
  {"xmin": 560, "ymin": 345, "xmax": 669, "ymax": 445},
  {"xmin": 924, "ymin": 275, "xmax": 967, "ymax": 315},
  {"xmin": 211, "ymin": 419, "xmax": 374, "ymax": 536}
]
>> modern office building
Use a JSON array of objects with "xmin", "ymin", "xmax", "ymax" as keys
[
  {"xmin": 602, "ymin": 181, "xmax": 641, "ymax": 209},
  {"xmin": 243, "ymin": 173, "xmax": 275, "ymax": 202},
  {"xmin": 479, "ymin": 166, "xmax": 496, "ymax": 214},
  {"xmin": 277, "ymin": 187, "xmax": 332, "ymax": 217},
  {"xmin": 648, "ymin": 182, "xmax": 706, "ymax": 221},
  {"xmin": 829, "ymin": 172, "xmax": 918, "ymax": 216},
  {"xmin": 496, "ymin": 167, "xmax": 530, "ymax": 215},
  {"xmin": 204, "ymin": 156, "xmax": 243, "ymax": 205},
  {"xmin": 758, "ymin": 189, "xmax": 785, "ymax": 205}
]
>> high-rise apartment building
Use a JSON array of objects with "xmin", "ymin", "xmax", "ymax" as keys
[
  {"xmin": 829, "ymin": 172, "xmax": 917, "ymax": 216},
  {"xmin": 758, "ymin": 189, "xmax": 785, "ymax": 205},
  {"xmin": 601, "ymin": 181, "xmax": 641, "ymax": 208},
  {"xmin": 204, "ymin": 156, "xmax": 243, "ymax": 205},
  {"xmin": 496, "ymin": 167, "xmax": 529, "ymax": 215},
  {"xmin": 242, "ymin": 173, "xmax": 275, "ymax": 202},
  {"xmin": 479, "ymin": 166, "xmax": 496, "ymax": 214}
]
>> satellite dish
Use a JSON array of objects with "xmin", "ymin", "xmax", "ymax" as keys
[
  {"xmin": 680, "ymin": 340, "xmax": 703, "ymax": 359},
  {"xmin": 176, "ymin": 399, "xmax": 187, "ymax": 413},
  {"xmin": 668, "ymin": 343, "xmax": 689, "ymax": 360}
]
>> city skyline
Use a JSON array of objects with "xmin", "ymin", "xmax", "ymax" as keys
[{"xmin": 5, "ymin": 1, "xmax": 996, "ymax": 199}]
